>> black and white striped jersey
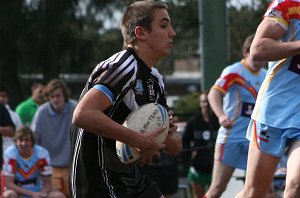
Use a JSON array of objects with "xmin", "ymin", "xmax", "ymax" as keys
[{"xmin": 70, "ymin": 48, "xmax": 167, "ymax": 198}]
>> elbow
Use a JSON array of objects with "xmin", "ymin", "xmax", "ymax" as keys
[
  {"xmin": 250, "ymin": 50, "xmax": 262, "ymax": 61},
  {"xmin": 250, "ymin": 44, "xmax": 265, "ymax": 61},
  {"xmin": 72, "ymin": 108, "xmax": 82, "ymax": 126}
]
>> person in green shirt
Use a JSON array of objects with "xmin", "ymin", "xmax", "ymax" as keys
[{"xmin": 16, "ymin": 81, "xmax": 45, "ymax": 126}]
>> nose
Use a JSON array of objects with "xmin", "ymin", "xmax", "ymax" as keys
[{"xmin": 169, "ymin": 26, "xmax": 176, "ymax": 38}]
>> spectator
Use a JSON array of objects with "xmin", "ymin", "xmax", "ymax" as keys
[
  {"xmin": 182, "ymin": 92, "xmax": 219, "ymax": 198},
  {"xmin": 31, "ymin": 79, "xmax": 76, "ymax": 197},
  {"xmin": 2, "ymin": 126, "xmax": 65, "ymax": 198},
  {"xmin": 16, "ymin": 81, "xmax": 45, "ymax": 126},
  {"xmin": 0, "ymin": 82, "xmax": 23, "ymax": 150},
  {"xmin": 204, "ymin": 34, "xmax": 267, "ymax": 198},
  {"xmin": 0, "ymin": 103, "xmax": 15, "ymax": 169}
]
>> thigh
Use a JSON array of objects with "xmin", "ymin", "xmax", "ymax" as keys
[
  {"xmin": 286, "ymin": 140, "xmax": 300, "ymax": 189},
  {"xmin": 244, "ymin": 143, "xmax": 280, "ymax": 196},
  {"xmin": 52, "ymin": 168, "xmax": 70, "ymax": 197},
  {"xmin": 210, "ymin": 160, "xmax": 234, "ymax": 188}
]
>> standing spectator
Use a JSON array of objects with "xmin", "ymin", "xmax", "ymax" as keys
[
  {"xmin": 31, "ymin": 79, "xmax": 76, "ymax": 197},
  {"xmin": 16, "ymin": 80, "xmax": 45, "ymax": 126},
  {"xmin": 2, "ymin": 126, "xmax": 66, "ymax": 198},
  {"xmin": 182, "ymin": 92, "xmax": 219, "ymax": 198},
  {"xmin": 70, "ymin": 1, "xmax": 181, "ymax": 198},
  {"xmin": 235, "ymin": 1, "xmax": 300, "ymax": 197},
  {"xmin": 0, "ymin": 103, "xmax": 15, "ymax": 169},
  {"xmin": 204, "ymin": 34, "xmax": 267, "ymax": 198},
  {"xmin": 0, "ymin": 82, "xmax": 23, "ymax": 150}
]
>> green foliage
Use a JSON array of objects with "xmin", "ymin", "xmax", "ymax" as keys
[
  {"xmin": 173, "ymin": 92, "xmax": 200, "ymax": 121},
  {"xmin": 0, "ymin": 0, "xmax": 272, "ymax": 107}
]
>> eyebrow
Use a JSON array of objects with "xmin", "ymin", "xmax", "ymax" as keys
[{"xmin": 160, "ymin": 17, "xmax": 170, "ymax": 23}]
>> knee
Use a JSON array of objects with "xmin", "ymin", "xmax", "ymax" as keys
[
  {"xmin": 3, "ymin": 190, "xmax": 18, "ymax": 198},
  {"xmin": 47, "ymin": 190, "xmax": 66, "ymax": 198},
  {"xmin": 285, "ymin": 181, "xmax": 300, "ymax": 196},
  {"xmin": 206, "ymin": 184, "xmax": 227, "ymax": 198}
]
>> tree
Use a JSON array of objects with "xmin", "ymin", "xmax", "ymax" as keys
[{"xmin": 0, "ymin": 0, "xmax": 271, "ymax": 108}]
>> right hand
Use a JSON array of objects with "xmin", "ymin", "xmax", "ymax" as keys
[
  {"xmin": 136, "ymin": 127, "xmax": 166, "ymax": 166},
  {"xmin": 31, "ymin": 192, "xmax": 47, "ymax": 198},
  {"xmin": 219, "ymin": 114, "xmax": 234, "ymax": 129}
]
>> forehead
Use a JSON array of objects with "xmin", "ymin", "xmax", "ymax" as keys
[
  {"xmin": 151, "ymin": 8, "xmax": 170, "ymax": 23},
  {"xmin": 0, "ymin": 91, "xmax": 8, "ymax": 96},
  {"xmin": 49, "ymin": 88, "xmax": 63, "ymax": 95}
]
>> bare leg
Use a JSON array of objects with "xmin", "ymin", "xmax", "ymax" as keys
[
  {"xmin": 235, "ymin": 143, "xmax": 280, "ymax": 198},
  {"xmin": 190, "ymin": 182, "xmax": 205, "ymax": 198},
  {"xmin": 284, "ymin": 140, "xmax": 300, "ymax": 198},
  {"xmin": 204, "ymin": 160, "xmax": 234, "ymax": 198}
]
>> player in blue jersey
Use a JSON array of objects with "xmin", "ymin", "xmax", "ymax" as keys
[
  {"xmin": 204, "ymin": 34, "xmax": 267, "ymax": 198},
  {"xmin": 2, "ymin": 126, "xmax": 65, "ymax": 198},
  {"xmin": 70, "ymin": 1, "xmax": 181, "ymax": 198},
  {"xmin": 235, "ymin": 1, "xmax": 300, "ymax": 197}
]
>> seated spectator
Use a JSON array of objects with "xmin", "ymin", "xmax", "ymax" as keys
[{"xmin": 2, "ymin": 126, "xmax": 65, "ymax": 198}]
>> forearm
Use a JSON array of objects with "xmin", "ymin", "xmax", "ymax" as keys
[
  {"xmin": 251, "ymin": 37, "xmax": 300, "ymax": 61},
  {"xmin": 73, "ymin": 108, "xmax": 144, "ymax": 148},
  {"xmin": 6, "ymin": 182, "xmax": 34, "ymax": 197},
  {"xmin": 0, "ymin": 126, "xmax": 14, "ymax": 137},
  {"xmin": 207, "ymin": 89, "xmax": 225, "ymax": 118},
  {"xmin": 251, "ymin": 18, "xmax": 300, "ymax": 61}
]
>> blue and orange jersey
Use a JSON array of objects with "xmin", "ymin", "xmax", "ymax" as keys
[
  {"xmin": 212, "ymin": 60, "xmax": 266, "ymax": 143},
  {"xmin": 252, "ymin": 0, "xmax": 300, "ymax": 128},
  {"xmin": 3, "ymin": 145, "xmax": 52, "ymax": 194}
]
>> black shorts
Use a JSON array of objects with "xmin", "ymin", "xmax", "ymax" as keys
[{"xmin": 143, "ymin": 163, "xmax": 178, "ymax": 196}]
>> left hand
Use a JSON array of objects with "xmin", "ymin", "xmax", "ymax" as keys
[{"xmin": 168, "ymin": 110, "xmax": 178, "ymax": 137}]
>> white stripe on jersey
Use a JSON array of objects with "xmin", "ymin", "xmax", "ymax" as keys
[
  {"xmin": 108, "ymin": 55, "xmax": 136, "ymax": 87},
  {"xmin": 71, "ymin": 128, "xmax": 116, "ymax": 198}
]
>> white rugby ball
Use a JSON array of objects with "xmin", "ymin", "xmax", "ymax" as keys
[{"xmin": 116, "ymin": 103, "xmax": 170, "ymax": 165}]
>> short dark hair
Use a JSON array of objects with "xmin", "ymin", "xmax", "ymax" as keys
[
  {"xmin": 14, "ymin": 126, "xmax": 36, "ymax": 145},
  {"xmin": 120, "ymin": 0, "xmax": 167, "ymax": 46},
  {"xmin": 242, "ymin": 34, "xmax": 255, "ymax": 55},
  {"xmin": 0, "ymin": 82, "xmax": 9, "ymax": 95}
]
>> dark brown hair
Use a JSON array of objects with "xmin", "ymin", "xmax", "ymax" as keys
[{"xmin": 120, "ymin": 0, "xmax": 167, "ymax": 46}]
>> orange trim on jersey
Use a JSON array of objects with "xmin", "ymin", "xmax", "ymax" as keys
[
  {"xmin": 211, "ymin": 85, "xmax": 226, "ymax": 95},
  {"xmin": 252, "ymin": 120, "xmax": 260, "ymax": 149},
  {"xmin": 241, "ymin": 59, "xmax": 259, "ymax": 75},
  {"xmin": 18, "ymin": 165, "xmax": 39, "ymax": 179},
  {"xmin": 252, "ymin": 59, "xmax": 286, "ymax": 120}
]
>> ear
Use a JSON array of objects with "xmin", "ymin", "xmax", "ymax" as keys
[
  {"xmin": 242, "ymin": 49, "xmax": 249, "ymax": 58},
  {"xmin": 134, "ymin": 26, "xmax": 147, "ymax": 41}
]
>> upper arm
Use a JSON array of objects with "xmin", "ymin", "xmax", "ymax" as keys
[{"xmin": 253, "ymin": 18, "xmax": 286, "ymax": 46}]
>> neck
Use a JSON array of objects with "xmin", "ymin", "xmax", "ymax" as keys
[
  {"xmin": 128, "ymin": 44, "xmax": 157, "ymax": 68},
  {"xmin": 20, "ymin": 148, "xmax": 33, "ymax": 159}
]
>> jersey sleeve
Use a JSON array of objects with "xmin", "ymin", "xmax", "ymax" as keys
[
  {"xmin": 3, "ymin": 147, "xmax": 17, "ymax": 177},
  {"xmin": 36, "ymin": 146, "xmax": 52, "ymax": 176},
  {"xmin": 264, "ymin": 0, "xmax": 290, "ymax": 30},
  {"xmin": 90, "ymin": 51, "xmax": 137, "ymax": 104},
  {"xmin": 211, "ymin": 64, "xmax": 243, "ymax": 94}
]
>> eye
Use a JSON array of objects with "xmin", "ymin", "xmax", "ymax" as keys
[{"xmin": 161, "ymin": 23, "xmax": 168, "ymax": 29}]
